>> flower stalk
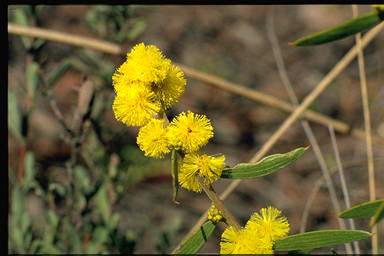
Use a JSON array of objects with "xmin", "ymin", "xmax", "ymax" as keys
[{"xmin": 196, "ymin": 176, "xmax": 241, "ymax": 230}]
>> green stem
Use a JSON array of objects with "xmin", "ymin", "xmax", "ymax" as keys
[{"xmin": 196, "ymin": 176, "xmax": 241, "ymax": 231}]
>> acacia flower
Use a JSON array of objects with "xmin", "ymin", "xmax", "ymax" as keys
[
  {"xmin": 178, "ymin": 153, "xmax": 225, "ymax": 192},
  {"xmin": 167, "ymin": 111, "xmax": 213, "ymax": 153},
  {"xmin": 112, "ymin": 83, "xmax": 160, "ymax": 126},
  {"xmin": 208, "ymin": 204, "xmax": 223, "ymax": 223},
  {"xmin": 246, "ymin": 206, "xmax": 290, "ymax": 241},
  {"xmin": 220, "ymin": 226, "xmax": 273, "ymax": 254},
  {"xmin": 152, "ymin": 65, "xmax": 186, "ymax": 109},
  {"xmin": 220, "ymin": 207, "xmax": 289, "ymax": 254},
  {"xmin": 137, "ymin": 119, "xmax": 170, "ymax": 158},
  {"xmin": 113, "ymin": 43, "xmax": 171, "ymax": 88}
]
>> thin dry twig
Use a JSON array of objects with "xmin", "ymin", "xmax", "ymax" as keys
[
  {"xmin": 328, "ymin": 125, "xmax": 360, "ymax": 254},
  {"xmin": 172, "ymin": 22, "xmax": 384, "ymax": 252},
  {"xmin": 266, "ymin": 9, "xmax": 351, "ymax": 253},
  {"xmin": 8, "ymin": 23, "xmax": 383, "ymax": 145},
  {"xmin": 352, "ymin": 5, "xmax": 378, "ymax": 254}
]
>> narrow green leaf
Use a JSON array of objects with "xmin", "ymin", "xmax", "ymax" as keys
[
  {"xmin": 171, "ymin": 149, "xmax": 179, "ymax": 203},
  {"xmin": 174, "ymin": 221, "xmax": 216, "ymax": 254},
  {"xmin": 23, "ymin": 152, "xmax": 35, "ymax": 192},
  {"xmin": 13, "ymin": 8, "xmax": 32, "ymax": 49},
  {"xmin": 370, "ymin": 201, "xmax": 384, "ymax": 226},
  {"xmin": 95, "ymin": 183, "xmax": 110, "ymax": 224},
  {"xmin": 221, "ymin": 147, "xmax": 308, "ymax": 179},
  {"xmin": 26, "ymin": 61, "xmax": 39, "ymax": 100},
  {"xmin": 339, "ymin": 199, "xmax": 384, "ymax": 219},
  {"xmin": 291, "ymin": 11, "xmax": 384, "ymax": 46},
  {"xmin": 47, "ymin": 61, "xmax": 72, "ymax": 87},
  {"xmin": 8, "ymin": 89, "xmax": 24, "ymax": 142},
  {"xmin": 275, "ymin": 230, "xmax": 371, "ymax": 252}
]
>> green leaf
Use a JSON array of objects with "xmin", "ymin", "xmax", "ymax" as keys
[
  {"xmin": 370, "ymin": 201, "xmax": 384, "ymax": 226},
  {"xmin": 174, "ymin": 221, "xmax": 216, "ymax": 254},
  {"xmin": 47, "ymin": 61, "xmax": 72, "ymax": 88},
  {"xmin": 95, "ymin": 183, "xmax": 110, "ymax": 224},
  {"xmin": 171, "ymin": 149, "xmax": 180, "ymax": 203},
  {"xmin": 8, "ymin": 89, "xmax": 24, "ymax": 142},
  {"xmin": 291, "ymin": 11, "xmax": 384, "ymax": 46},
  {"xmin": 275, "ymin": 230, "xmax": 371, "ymax": 252},
  {"xmin": 221, "ymin": 147, "xmax": 308, "ymax": 179},
  {"xmin": 339, "ymin": 199, "xmax": 384, "ymax": 219},
  {"xmin": 26, "ymin": 61, "xmax": 39, "ymax": 100},
  {"xmin": 12, "ymin": 7, "xmax": 32, "ymax": 49},
  {"xmin": 23, "ymin": 152, "xmax": 35, "ymax": 192}
]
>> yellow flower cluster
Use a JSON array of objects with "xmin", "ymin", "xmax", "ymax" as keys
[
  {"xmin": 207, "ymin": 204, "xmax": 223, "ymax": 223},
  {"xmin": 112, "ymin": 43, "xmax": 224, "ymax": 192},
  {"xmin": 220, "ymin": 206, "xmax": 289, "ymax": 254},
  {"xmin": 179, "ymin": 153, "xmax": 225, "ymax": 192},
  {"xmin": 112, "ymin": 42, "xmax": 186, "ymax": 127}
]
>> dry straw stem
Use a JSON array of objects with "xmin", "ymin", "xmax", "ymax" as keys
[
  {"xmin": 328, "ymin": 125, "xmax": 360, "ymax": 254},
  {"xmin": 352, "ymin": 5, "xmax": 377, "ymax": 254},
  {"xmin": 172, "ymin": 22, "xmax": 384, "ymax": 252},
  {"xmin": 7, "ymin": 23, "xmax": 384, "ymax": 145},
  {"xmin": 266, "ymin": 9, "xmax": 352, "ymax": 253}
]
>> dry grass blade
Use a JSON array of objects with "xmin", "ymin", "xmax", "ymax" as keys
[
  {"xmin": 352, "ymin": 5, "xmax": 378, "ymax": 254},
  {"xmin": 266, "ymin": 9, "xmax": 353, "ymax": 254},
  {"xmin": 266, "ymin": 8, "xmax": 352, "ymax": 253},
  {"xmin": 328, "ymin": 125, "xmax": 360, "ymax": 254}
]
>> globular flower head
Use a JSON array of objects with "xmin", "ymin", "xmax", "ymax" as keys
[
  {"xmin": 114, "ymin": 43, "xmax": 171, "ymax": 87},
  {"xmin": 168, "ymin": 111, "xmax": 213, "ymax": 153},
  {"xmin": 137, "ymin": 118, "xmax": 170, "ymax": 158},
  {"xmin": 208, "ymin": 204, "xmax": 223, "ymax": 223},
  {"xmin": 153, "ymin": 65, "xmax": 186, "ymax": 109},
  {"xmin": 179, "ymin": 153, "xmax": 225, "ymax": 192},
  {"xmin": 112, "ymin": 83, "xmax": 160, "ymax": 126},
  {"xmin": 220, "ymin": 226, "xmax": 273, "ymax": 254},
  {"xmin": 246, "ymin": 206, "xmax": 290, "ymax": 241}
]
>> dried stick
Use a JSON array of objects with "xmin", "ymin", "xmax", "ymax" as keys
[
  {"xmin": 328, "ymin": 125, "xmax": 360, "ymax": 254},
  {"xmin": 172, "ymin": 22, "xmax": 384, "ymax": 253},
  {"xmin": 266, "ymin": 9, "xmax": 351, "ymax": 253},
  {"xmin": 8, "ymin": 23, "xmax": 383, "ymax": 145},
  {"xmin": 352, "ymin": 5, "xmax": 378, "ymax": 254},
  {"xmin": 7, "ymin": 23, "xmax": 121, "ymax": 55}
]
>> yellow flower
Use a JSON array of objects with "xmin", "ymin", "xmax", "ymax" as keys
[
  {"xmin": 246, "ymin": 206, "xmax": 290, "ymax": 241},
  {"xmin": 179, "ymin": 153, "xmax": 225, "ymax": 192},
  {"xmin": 220, "ymin": 226, "xmax": 273, "ymax": 254},
  {"xmin": 113, "ymin": 43, "xmax": 171, "ymax": 89},
  {"xmin": 137, "ymin": 119, "xmax": 170, "ymax": 158},
  {"xmin": 168, "ymin": 111, "xmax": 213, "ymax": 153},
  {"xmin": 112, "ymin": 83, "xmax": 160, "ymax": 126},
  {"xmin": 153, "ymin": 65, "xmax": 186, "ymax": 109},
  {"xmin": 208, "ymin": 204, "xmax": 223, "ymax": 223}
]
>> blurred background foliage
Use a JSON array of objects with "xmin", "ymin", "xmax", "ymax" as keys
[
  {"xmin": 8, "ymin": 5, "xmax": 384, "ymax": 254},
  {"xmin": 8, "ymin": 5, "xmax": 163, "ymax": 254}
]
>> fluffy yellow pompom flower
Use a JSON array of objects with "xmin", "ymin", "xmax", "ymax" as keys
[
  {"xmin": 179, "ymin": 153, "xmax": 225, "ymax": 192},
  {"xmin": 137, "ymin": 119, "xmax": 170, "ymax": 158},
  {"xmin": 246, "ymin": 206, "xmax": 290, "ymax": 241},
  {"xmin": 112, "ymin": 83, "xmax": 161, "ymax": 126},
  {"xmin": 168, "ymin": 111, "xmax": 213, "ymax": 153},
  {"xmin": 113, "ymin": 43, "xmax": 171, "ymax": 89},
  {"xmin": 220, "ymin": 227, "xmax": 273, "ymax": 254},
  {"xmin": 153, "ymin": 65, "xmax": 186, "ymax": 109},
  {"xmin": 208, "ymin": 204, "xmax": 223, "ymax": 223}
]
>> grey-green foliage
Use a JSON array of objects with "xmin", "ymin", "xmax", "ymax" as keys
[{"xmin": 85, "ymin": 5, "xmax": 146, "ymax": 43}]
